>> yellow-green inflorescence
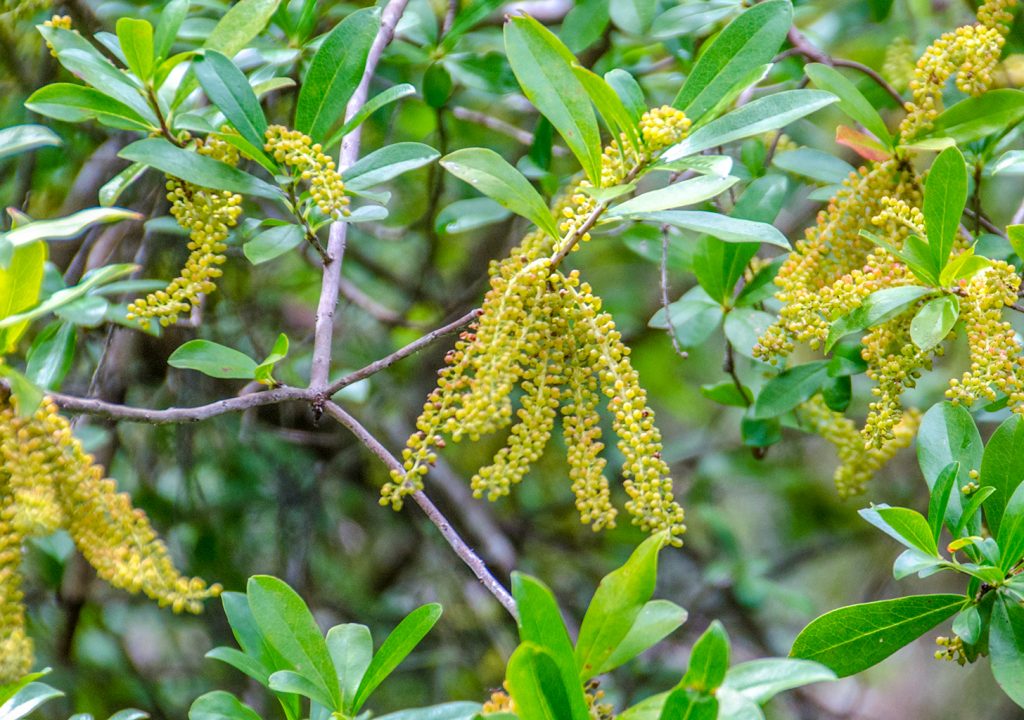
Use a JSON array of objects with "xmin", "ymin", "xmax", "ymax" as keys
[
  {"xmin": 0, "ymin": 396, "xmax": 220, "ymax": 682},
  {"xmin": 264, "ymin": 125, "xmax": 350, "ymax": 220},
  {"xmin": 755, "ymin": 0, "xmax": 1019, "ymax": 494},
  {"xmin": 383, "ymin": 107, "xmax": 691, "ymax": 541},
  {"xmin": 127, "ymin": 136, "xmax": 243, "ymax": 328}
]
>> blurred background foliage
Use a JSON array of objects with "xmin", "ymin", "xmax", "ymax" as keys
[{"xmin": 2, "ymin": 0, "xmax": 1024, "ymax": 717}]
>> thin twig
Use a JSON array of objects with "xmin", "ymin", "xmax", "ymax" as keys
[
  {"xmin": 451, "ymin": 106, "xmax": 568, "ymax": 155},
  {"xmin": 785, "ymin": 27, "xmax": 904, "ymax": 106},
  {"xmin": 320, "ymin": 400, "xmax": 518, "ymax": 618},
  {"xmin": 309, "ymin": 0, "xmax": 411, "ymax": 392}
]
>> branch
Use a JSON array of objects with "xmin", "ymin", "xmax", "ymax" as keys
[
  {"xmin": 320, "ymin": 400, "xmax": 518, "ymax": 618},
  {"xmin": 309, "ymin": 0, "xmax": 411, "ymax": 391},
  {"xmin": 785, "ymin": 27, "xmax": 904, "ymax": 106},
  {"xmin": 50, "ymin": 386, "xmax": 311, "ymax": 424}
]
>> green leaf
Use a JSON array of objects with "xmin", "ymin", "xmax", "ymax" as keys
[
  {"xmin": 326, "ymin": 624, "xmax": 372, "ymax": 713},
  {"xmin": 909, "ymin": 294, "xmax": 959, "ymax": 351},
  {"xmin": 436, "ymin": 198, "xmax": 510, "ymax": 234},
  {"xmin": 825, "ymin": 286, "xmax": 933, "ymax": 351},
  {"xmin": 772, "ymin": 148, "xmax": 855, "ymax": 185},
  {"xmin": 923, "ymin": 146, "xmax": 967, "ymax": 271},
  {"xmin": 3, "ymin": 207, "xmax": 141, "ymax": 248},
  {"xmin": 440, "ymin": 148, "xmax": 559, "ymax": 238},
  {"xmin": 682, "ymin": 621, "xmax": 730, "ymax": 692},
  {"xmin": 672, "ymin": 0, "xmax": 792, "ymax": 122},
  {"xmin": 602, "ymin": 600, "xmax": 688, "ymax": 672},
  {"xmin": 804, "ymin": 64, "xmax": 892, "ymax": 147},
  {"xmin": 917, "ymin": 402, "xmax": 983, "ymax": 531},
  {"xmin": 345, "ymin": 142, "xmax": 440, "ymax": 191},
  {"xmin": 954, "ymin": 487, "xmax": 996, "ymax": 539},
  {"xmin": 0, "ymin": 125, "xmax": 61, "ymax": 162},
  {"xmin": 504, "ymin": 15, "xmax": 602, "ymax": 185},
  {"xmin": 648, "ymin": 286, "xmax": 724, "ymax": 347},
  {"xmin": 506, "ymin": 644, "xmax": 588, "ymax": 720},
  {"xmin": 0, "ymin": 365, "xmax": 43, "ymax": 416},
  {"xmin": 268, "ymin": 670, "xmax": 335, "ymax": 709},
  {"xmin": 657, "ymin": 689, "xmax": 718, "ymax": 720},
  {"xmin": 194, "ymin": 51, "xmax": 268, "ymax": 151},
  {"xmin": 998, "ymin": 481, "xmax": 1024, "ymax": 573},
  {"xmin": 608, "ymin": 175, "xmax": 739, "ymax": 217},
  {"xmin": 296, "ymin": 7, "xmax": 380, "ymax": 142},
  {"xmin": 204, "ymin": 0, "xmax": 281, "ymax": 58},
  {"xmin": 188, "ymin": 692, "xmax": 262, "ymax": 720},
  {"xmin": 0, "ymin": 683, "xmax": 64, "ymax": 720},
  {"xmin": 642, "ymin": 210, "xmax": 789, "ymax": 248},
  {"xmin": 981, "ymin": 415, "xmax": 1024, "ymax": 537},
  {"xmin": 26, "ymin": 83, "xmax": 155, "ymax": 132},
  {"xmin": 254, "ymin": 333, "xmax": 289, "ymax": 386},
  {"xmin": 100, "ymin": 163, "xmax": 148, "ymax": 207},
  {"xmin": 790, "ymin": 594, "xmax": 965, "ymax": 677},
  {"xmin": 119, "ymin": 138, "xmax": 281, "ymax": 199},
  {"xmin": 324, "ymin": 84, "xmax": 417, "ymax": 149},
  {"xmin": 1, "ymin": 264, "xmax": 134, "ymax": 336},
  {"xmin": 572, "ymin": 65, "xmax": 640, "ymax": 152},
  {"xmin": 605, "ymin": 69, "xmax": 645, "ymax": 123},
  {"xmin": 154, "ymin": 0, "xmax": 189, "ymax": 61},
  {"xmin": 246, "ymin": 576, "xmax": 342, "ymax": 708},
  {"xmin": 751, "ymin": 361, "xmax": 831, "ymax": 419},
  {"xmin": 117, "ymin": 18, "xmax": 155, "ymax": 81},
  {"xmin": 923, "ymin": 89, "xmax": 1024, "ymax": 145},
  {"xmin": 0, "ymin": 241, "xmax": 46, "ymax": 352},
  {"xmin": 861, "ymin": 506, "xmax": 939, "ymax": 556},
  {"xmin": 25, "ymin": 321, "xmax": 76, "ymax": 390},
  {"xmin": 609, "ymin": 0, "xmax": 656, "ymax": 35},
  {"xmin": 576, "ymin": 533, "xmax": 666, "ymax": 678},
  {"xmin": 423, "ymin": 62, "xmax": 453, "ymax": 108},
  {"xmin": 439, "ymin": 0, "xmax": 505, "ymax": 53},
  {"xmin": 928, "ymin": 462, "xmax": 959, "ymax": 542},
  {"xmin": 352, "ymin": 604, "xmax": 442, "ymax": 711},
  {"xmin": 374, "ymin": 703, "xmax": 483, "ymax": 720},
  {"xmin": 205, "ymin": 646, "xmax": 270, "ymax": 684},
  {"xmin": 990, "ymin": 593, "xmax": 1024, "ymax": 708},
  {"xmin": 244, "ymin": 224, "xmax": 304, "ymax": 265},
  {"xmin": 168, "ymin": 339, "xmax": 257, "ymax": 379},
  {"xmin": 723, "ymin": 659, "xmax": 836, "ymax": 704},
  {"xmin": 664, "ymin": 90, "xmax": 838, "ymax": 159}
]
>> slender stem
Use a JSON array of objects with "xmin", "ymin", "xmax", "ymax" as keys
[
  {"xmin": 785, "ymin": 27, "xmax": 905, "ymax": 106},
  {"xmin": 309, "ymin": 0, "xmax": 411, "ymax": 392},
  {"xmin": 320, "ymin": 400, "xmax": 518, "ymax": 618}
]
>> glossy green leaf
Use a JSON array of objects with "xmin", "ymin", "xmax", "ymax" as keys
[
  {"xmin": 324, "ymin": 84, "xmax": 417, "ymax": 149},
  {"xmin": 25, "ymin": 321, "xmax": 75, "ymax": 390},
  {"xmin": 862, "ymin": 506, "xmax": 939, "ymax": 556},
  {"xmin": 752, "ymin": 361, "xmax": 830, "ymax": 419},
  {"xmin": 790, "ymin": 594, "xmax": 964, "ymax": 677},
  {"xmin": 119, "ymin": 138, "xmax": 281, "ymax": 199},
  {"xmin": 657, "ymin": 689, "xmax": 718, "ymax": 720},
  {"xmin": 954, "ymin": 487, "xmax": 996, "ymax": 539},
  {"xmin": 505, "ymin": 15, "xmax": 602, "ymax": 185},
  {"xmin": 117, "ymin": 18, "xmax": 155, "ymax": 81},
  {"xmin": 981, "ymin": 414, "xmax": 1024, "ymax": 537},
  {"xmin": 3, "ymin": 207, "xmax": 140, "ymax": 248},
  {"xmin": 440, "ymin": 148, "xmax": 559, "ymax": 238},
  {"xmin": 254, "ymin": 333, "xmax": 289, "ymax": 386},
  {"xmin": 0, "ymin": 241, "xmax": 46, "ymax": 352},
  {"xmin": 928, "ymin": 462, "xmax": 959, "ymax": 542},
  {"xmin": 609, "ymin": 0, "xmax": 656, "ymax": 35},
  {"xmin": 643, "ymin": 210, "xmax": 789, "ymax": 248},
  {"xmin": 154, "ymin": 0, "xmax": 189, "ymax": 61},
  {"xmin": 923, "ymin": 89, "xmax": 1024, "ymax": 144},
  {"xmin": 572, "ymin": 65, "xmax": 640, "ymax": 152},
  {"xmin": 435, "ymin": 198, "xmax": 510, "ymax": 234},
  {"xmin": 296, "ymin": 7, "xmax": 380, "ymax": 142},
  {"xmin": 665, "ymin": 90, "xmax": 838, "ymax": 159},
  {"xmin": 722, "ymin": 658, "xmax": 836, "ymax": 704},
  {"xmin": 326, "ymin": 624, "xmax": 372, "ymax": 713},
  {"xmin": 605, "ymin": 69, "xmax": 645, "ymax": 123},
  {"xmin": 648, "ymin": 286, "xmax": 724, "ymax": 347},
  {"xmin": 672, "ymin": 0, "xmax": 792, "ymax": 122},
  {"xmin": 506, "ymin": 644, "xmax": 588, "ymax": 720},
  {"xmin": 602, "ymin": 600, "xmax": 688, "ymax": 672},
  {"xmin": 0, "ymin": 683, "xmax": 64, "ymax": 720},
  {"xmin": 374, "ymin": 703, "xmax": 483, "ymax": 720},
  {"xmin": 0, "ymin": 124, "xmax": 61, "ymax": 162},
  {"xmin": 345, "ymin": 142, "xmax": 440, "ymax": 191},
  {"xmin": 188, "ymin": 691, "xmax": 262, "ymax": 720},
  {"xmin": 100, "ymin": 162, "xmax": 148, "ymax": 207},
  {"xmin": 576, "ymin": 533, "xmax": 666, "ymax": 678},
  {"xmin": 923, "ymin": 146, "xmax": 967, "ymax": 270},
  {"xmin": 268, "ymin": 670, "xmax": 335, "ymax": 709},
  {"xmin": 205, "ymin": 646, "xmax": 270, "ymax": 684},
  {"xmin": 204, "ymin": 0, "xmax": 281, "ymax": 58},
  {"xmin": 168, "ymin": 340, "xmax": 257, "ymax": 379},
  {"xmin": 990, "ymin": 594, "xmax": 1024, "ymax": 708},
  {"xmin": 997, "ymin": 482, "xmax": 1024, "ymax": 573},
  {"xmin": 608, "ymin": 175, "xmax": 738, "ymax": 217},
  {"xmin": 194, "ymin": 50, "xmax": 267, "ymax": 150},
  {"xmin": 26, "ymin": 83, "xmax": 154, "ymax": 132},
  {"xmin": 804, "ymin": 63, "xmax": 892, "ymax": 146},
  {"xmin": 910, "ymin": 294, "xmax": 959, "ymax": 351},
  {"xmin": 244, "ymin": 224, "xmax": 304, "ymax": 265},
  {"xmin": 352, "ymin": 604, "xmax": 442, "ymax": 711},
  {"xmin": 772, "ymin": 148, "xmax": 855, "ymax": 185},
  {"xmin": 917, "ymin": 402, "xmax": 982, "ymax": 531},
  {"xmin": 683, "ymin": 621, "xmax": 730, "ymax": 692},
  {"xmin": 825, "ymin": 286, "xmax": 933, "ymax": 351},
  {"xmin": 439, "ymin": 0, "xmax": 504, "ymax": 53},
  {"xmin": 246, "ymin": 576, "xmax": 341, "ymax": 708}
]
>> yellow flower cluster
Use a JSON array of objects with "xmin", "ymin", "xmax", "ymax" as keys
[
  {"xmin": 42, "ymin": 15, "xmax": 72, "ymax": 56},
  {"xmin": 480, "ymin": 680, "xmax": 614, "ymax": 718},
  {"xmin": 935, "ymin": 634, "xmax": 970, "ymax": 665},
  {"xmin": 127, "ymin": 136, "xmax": 243, "ymax": 328},
  {"xmin": 264, "ymin": 125, "xmax": 350, "ymax": 219},
  {"xmin": 946, "ymin": 262, "xmax": 1024, "ymax": 409},
  {"xmin": 382, "ymin": 108, "xmax": 691, "ymax": 540},
  {"xmin": 0, "ymin": 397, "xmax": 220, "ymax": 682},
  {"xmin": 900, "ymin": 0, "xmax": 1015, "ymax": 139},
  {"xmin": 798, "ymin": 395, "xmax": 920, "ymax": 497}
]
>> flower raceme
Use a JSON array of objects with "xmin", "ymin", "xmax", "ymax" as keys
[
  {"xmin": 755, "ymin": 0, "xmax": 1019, "ymax": 494},
  {"xmin": 382, "ymin": 107, "xmax": 691, "ymax": 542},
  {"xmin": 0, "ymin": 396, "xmax": 220, "ymax": 682}
]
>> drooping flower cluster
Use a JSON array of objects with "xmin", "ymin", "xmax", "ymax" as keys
[
  {"xmin": 755, "ymin": 0, "xmax": 1018, "ymax": 490},
  {"xmin": 382, "ymin": 108, "xmax": 691, "ymax": 541},
  {"xmin": 882, "ymin": 36, "xmax": 915, "ymax": 93},
  {"xmin": 127, "ymin": 136, "xmax": 243, "ymax": 328},
  {"xmin": 0, "ymin": 396, "xmax": 220, "ymax": 682},
  {"xmin": 264, "ymin": 125, "xmax": 350, "ymax": 220}
]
